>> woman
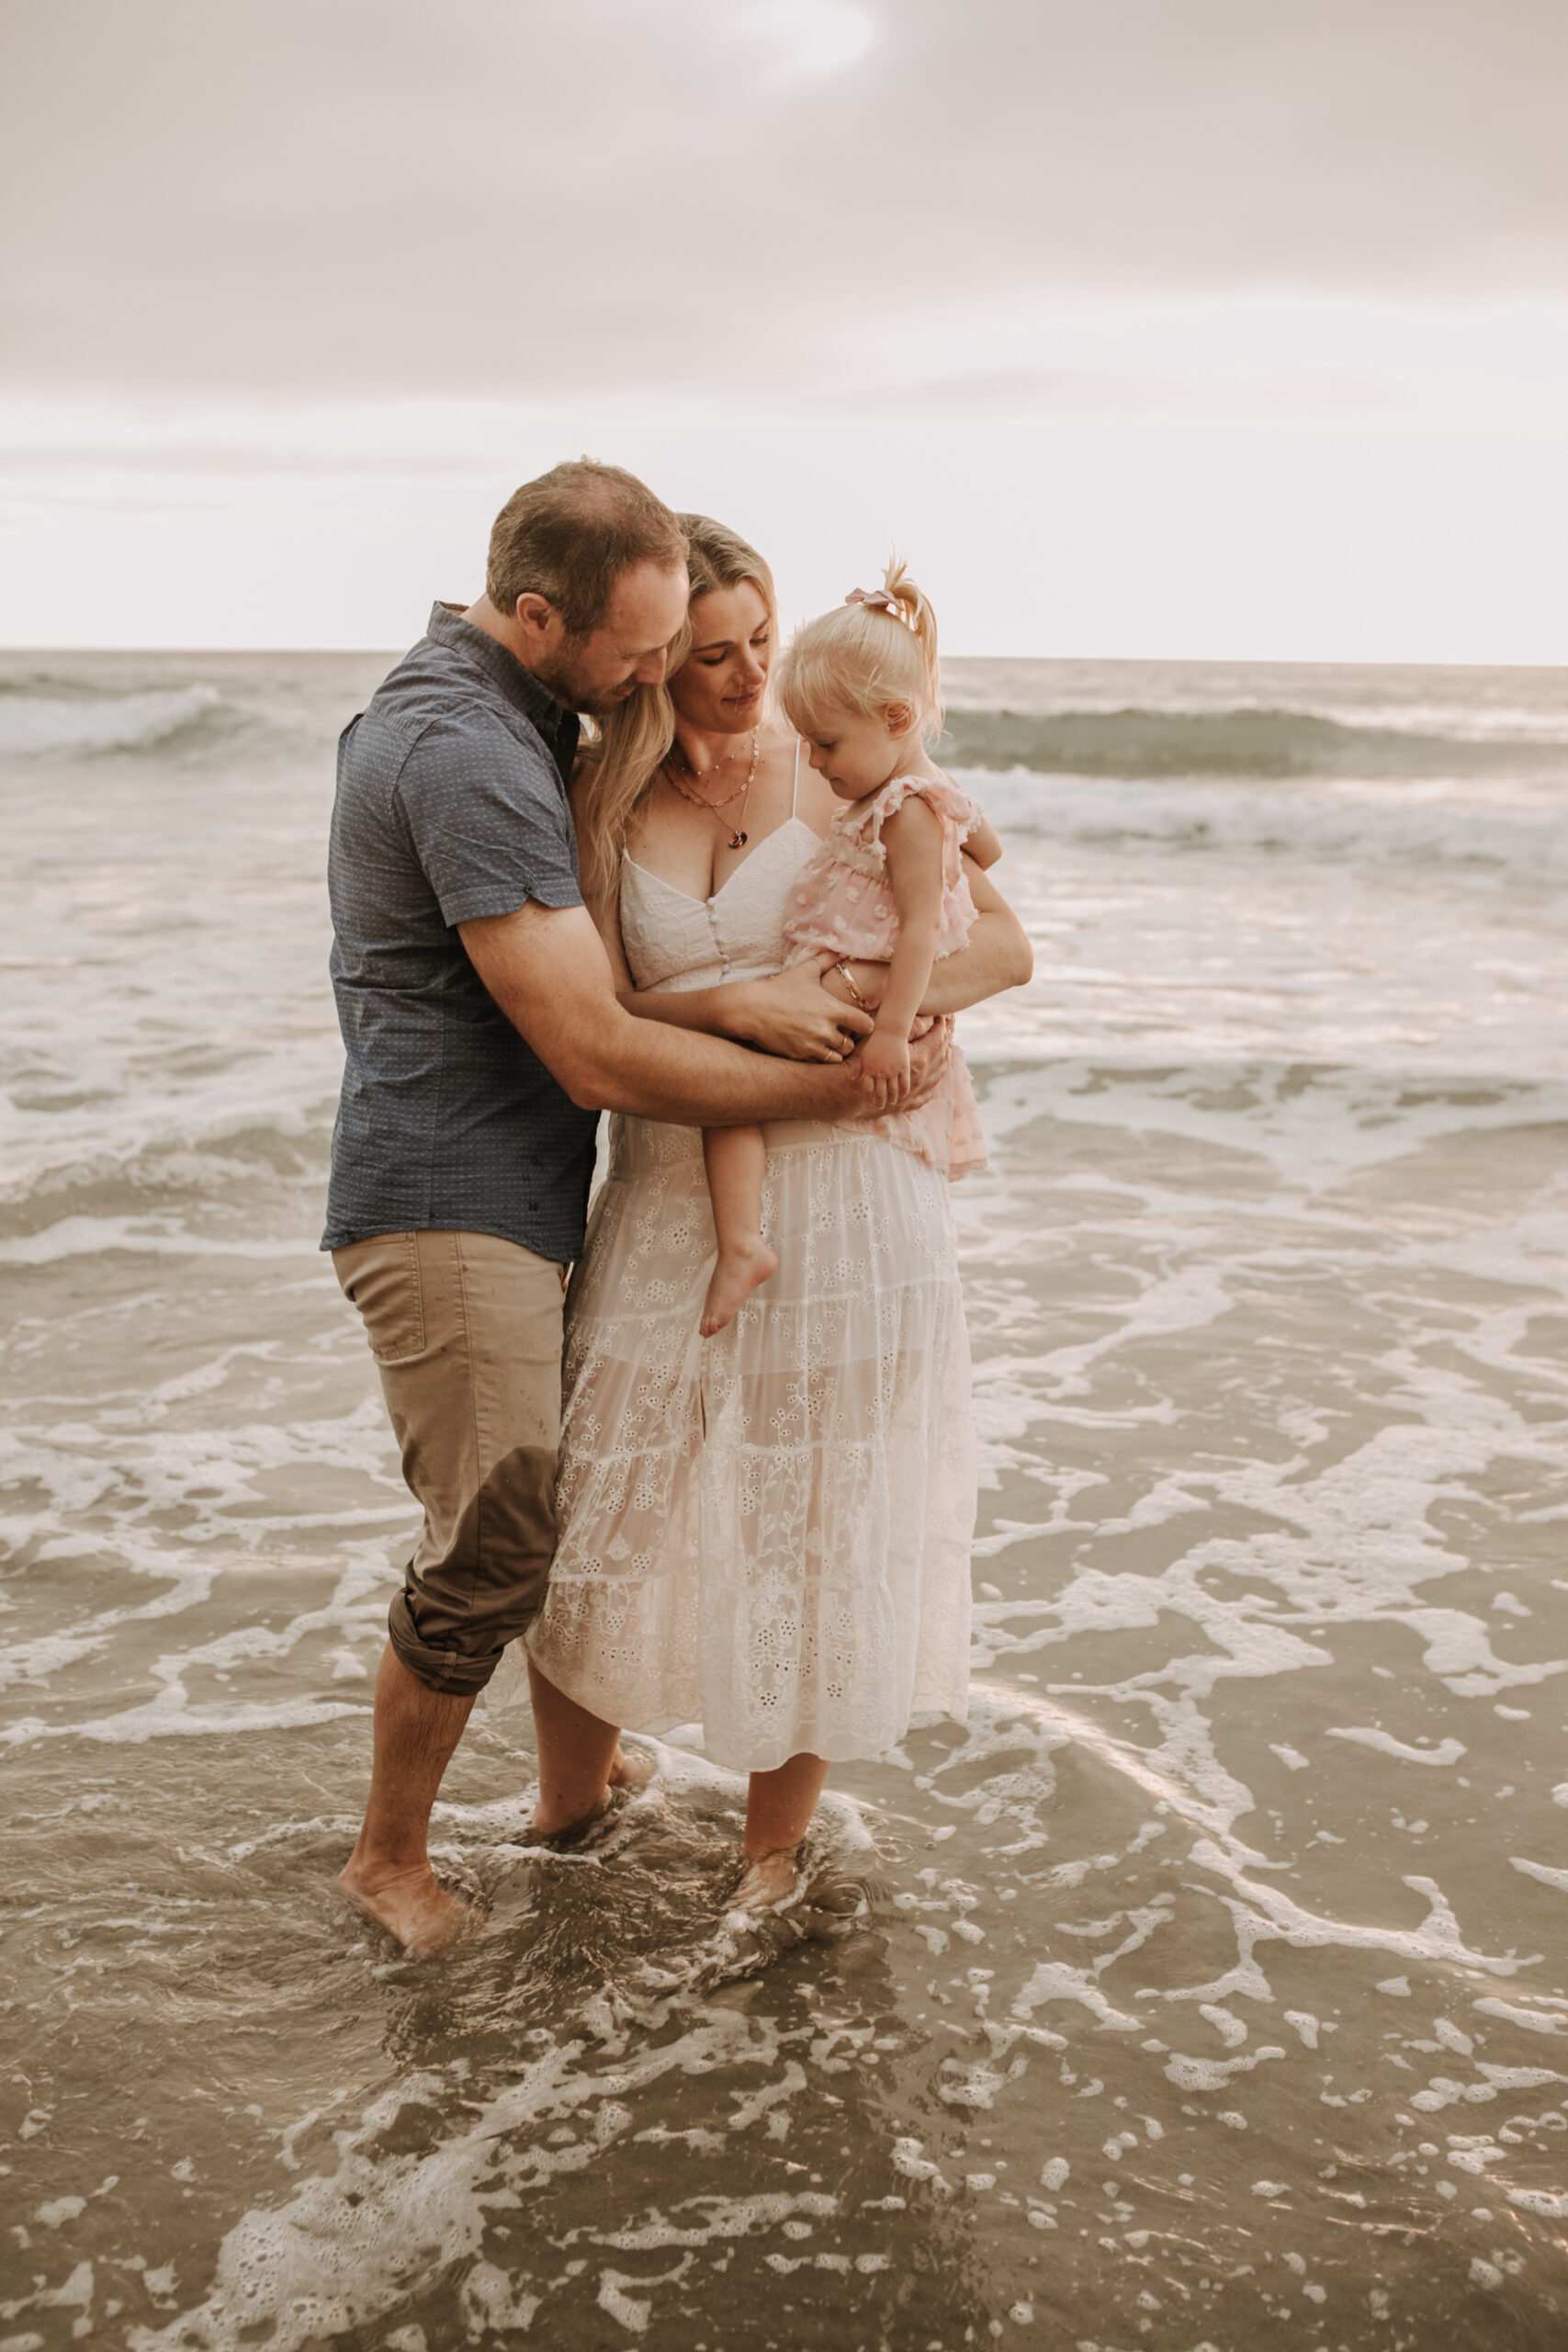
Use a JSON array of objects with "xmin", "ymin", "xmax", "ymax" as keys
[{"xmin": 513, "ymin": 517, "xmax": 1032, "ymax": 1906}]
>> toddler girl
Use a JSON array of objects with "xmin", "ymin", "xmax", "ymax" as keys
[{"xmin": 698, "ymin": 560, "xmax": 1001, "ymax": 1336}]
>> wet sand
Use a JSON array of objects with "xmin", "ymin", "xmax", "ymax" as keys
[{"xmin": 4, "ymin": 652, "xmax": 1568, "ymax": 2346}]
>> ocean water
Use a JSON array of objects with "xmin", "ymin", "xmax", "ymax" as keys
[{"xmin": 4, "ymin": 647, "xmax": 1568, "ymax": 2350}]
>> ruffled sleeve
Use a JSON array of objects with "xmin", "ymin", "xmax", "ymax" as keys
[{"xmin": 858, "ymin": 768, "xmax": 978, "ymax": 851}]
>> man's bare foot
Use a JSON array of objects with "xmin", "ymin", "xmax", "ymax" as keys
[
  {"xmin": 729, "ymin": 1844, "xmax": 803, "ymax": 1914},
  {"xmin": 700, "ymin": 1238, "xmax": 777, "ymax": 1338},
  {"xmin": 337, "ymin": 1860, "xmax": 469, "ymax": 1959}
]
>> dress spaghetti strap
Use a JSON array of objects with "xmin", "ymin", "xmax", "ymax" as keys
[{"xmin": 791, "ymin": 737, "xmax": 801, "ymax": 817}]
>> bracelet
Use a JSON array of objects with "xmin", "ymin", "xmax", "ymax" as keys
[{"xmin": 831, "ymin": 959, "xmax": 870, "ymax": 1012}]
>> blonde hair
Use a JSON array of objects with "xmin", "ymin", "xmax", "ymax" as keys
[
  {"xmin": 774, "ymin": 557, "xmax": 942, "ymax": 742},
  {"xmin": 574, "ymin": 514, "xmax": 778, "ymax": 894}
]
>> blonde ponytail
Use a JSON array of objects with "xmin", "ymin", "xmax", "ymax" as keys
[
  {"xmin": 880, "ymin": 556, "xmax": 942, "ymax": 726},
  {"xmin": 775, "ymin": 552, "xmax": 943, "ymax": 742}
]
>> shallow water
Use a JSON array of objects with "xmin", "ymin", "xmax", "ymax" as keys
[{"xmin": 5, "ymin": 652, "xmax": 1568, "ymax": 2348}]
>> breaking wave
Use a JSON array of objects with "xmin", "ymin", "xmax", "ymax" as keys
[
  {"xmin": 0, "ymin": 684, "xmax": 233, "ymax": 757},
  {"xmin": 941, "ymin": 704, "xmax": 1568, "ymax": 780},
  {"xmin": 964, "ymin": 765, "xmax": 1568, "ymax": 876}
]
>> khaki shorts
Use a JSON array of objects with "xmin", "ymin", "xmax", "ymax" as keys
[{"xmin": 333, "ymin": 1228, "xmax": 564, "ymax": 1697}]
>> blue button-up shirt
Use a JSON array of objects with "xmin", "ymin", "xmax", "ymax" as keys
[{"xmin": 322, "ymin": 603, "xmax": 597, "ymax": 1263}]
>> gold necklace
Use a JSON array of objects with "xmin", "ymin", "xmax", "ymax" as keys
[{"xmin": 664, "ymin": 729, "xmax": 761, "ymax": 849}]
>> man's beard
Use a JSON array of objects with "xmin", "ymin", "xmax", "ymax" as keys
[
  {"xmin": 573, "ymin": 674, "xmax": 642, "ymax": 719},
  {"xmin": 533, "ymin": 640, "xmax": 639, "ymax": 718}
]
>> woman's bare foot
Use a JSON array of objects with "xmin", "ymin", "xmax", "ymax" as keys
[
  {"xmin": 336, "ymin": 1859, "xmax": 469, "ymax": 1959},
  {"xmin": 730, "ymin": 1845, "xmax": 803, "ymax": 1914},
  {"xmin": 700, "ymin": 1238, "xmax": 777, "ymax": 1338},
  {"xmin": 608, "ymin": 1741, "xmax": 659, "ymax": 1796},
  {"xmin": 532, "ymin": 1739, "xmax": 659, "ymax": 1841},
  {"xmin": 533, "ymin": 1792, "xmax": 615, "ymax": 1849}
]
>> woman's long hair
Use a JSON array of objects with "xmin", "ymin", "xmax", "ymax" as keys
[{"xmin": 574, "ymin": 514, "xmax": 778, "ymax": 896}]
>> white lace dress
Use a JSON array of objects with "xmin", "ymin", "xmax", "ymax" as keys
[{"xmin": 522, "ymin": 809, "xmax": 976, "ymax": 1772}]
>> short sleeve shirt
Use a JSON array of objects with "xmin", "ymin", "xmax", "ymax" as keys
[{"xmin": 321, "ymin": 603, "xmax": 598, "ymax": 1263}]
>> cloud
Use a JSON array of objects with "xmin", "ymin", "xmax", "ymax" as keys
[
  {"xmin": 724, "ymin": 0, "xmax": 879, "ymax": 86},
  {"xmin": 3, "ymin": 0, "xmax": 1566, "ymax": 405},
  {"xmin": 5, "ymin": 0, "xmax": 1566, "ymax": 662}
]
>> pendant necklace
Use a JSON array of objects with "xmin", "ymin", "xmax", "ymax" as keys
[{"xmin": 664, "ymin": 729, "xmax": 761, "ymax": 849}]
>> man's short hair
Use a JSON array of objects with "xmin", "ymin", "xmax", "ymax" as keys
[{"xmin": 486, "ymin": 459, "xmax": 688, "ymax": 638}]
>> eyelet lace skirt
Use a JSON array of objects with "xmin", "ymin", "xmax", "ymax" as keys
[{"xmin": 517, "ymin": 1113, "xmax": 975, "ymax": 1772}]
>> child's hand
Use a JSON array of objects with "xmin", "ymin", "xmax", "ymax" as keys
[{"xmin": 858, "ymin": 1026, "xmax": 912, "ymax": 1108}]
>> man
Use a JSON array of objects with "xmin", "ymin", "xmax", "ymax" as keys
[{"xmin": 325, "ymin": 459, "xmax": 932, "ymax": 1956}]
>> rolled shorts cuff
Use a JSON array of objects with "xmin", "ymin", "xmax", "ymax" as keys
[{"xmin": 388, "ymin": 1587, "xmax": 515, "ymax": 1699}]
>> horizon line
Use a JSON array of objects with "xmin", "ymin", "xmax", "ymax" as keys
[{"xmin": 2, "ymin": 644, "xmax": 1567, "ymax": 674}]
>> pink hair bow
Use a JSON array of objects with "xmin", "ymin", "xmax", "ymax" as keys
[{"xmin": 845, "ymin": 586, "xmax": 902, "ymax": 616}]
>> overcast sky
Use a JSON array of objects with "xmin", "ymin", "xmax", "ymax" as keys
[{"xmin": 4, "ymin": 0, "xmax": 1566, "ymax": 656}]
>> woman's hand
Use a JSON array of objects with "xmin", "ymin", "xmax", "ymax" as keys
[
  {"xmin": 737, "ymin": 955, "xmax": 874, "ymax": 1061},
  {"xmin": 820, "ymin": 957, "xmax": 886, "ymax": 1015}
]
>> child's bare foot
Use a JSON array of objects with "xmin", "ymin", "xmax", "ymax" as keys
[
  {"xmin": 700, "ymin": 1238, "xmax": 777, "ymax": 1338},
  {"xmin": 336, "ymin": 1860, "xmax": 469, "ymax": 1959},
  {"xmin": 729, "ymin": 1844, "xmax": 803, "ymax": 1914}
]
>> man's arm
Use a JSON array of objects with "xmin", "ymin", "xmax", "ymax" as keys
[{"xmin": 461, "ymin": 900, "xmax": 899, "ymax": 1122}]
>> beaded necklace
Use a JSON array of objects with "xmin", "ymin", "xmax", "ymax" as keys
[{"xmin": 663, "ymin": 729, "xmax": 761, "ymax": 850}]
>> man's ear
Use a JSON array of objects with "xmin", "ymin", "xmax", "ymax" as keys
[{"xmin": 514, "ymin": 592, "xmax": 558, "ymax": 642}]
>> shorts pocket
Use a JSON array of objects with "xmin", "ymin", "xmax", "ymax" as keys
[{"xmin": 334, "ymin": 1232, "xmax": 427, "ymax": 1363}]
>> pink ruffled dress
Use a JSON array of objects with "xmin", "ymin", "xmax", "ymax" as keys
[{"xmin": 782, "ymin": 769, "xmax": 987, "ymax": 1180}]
